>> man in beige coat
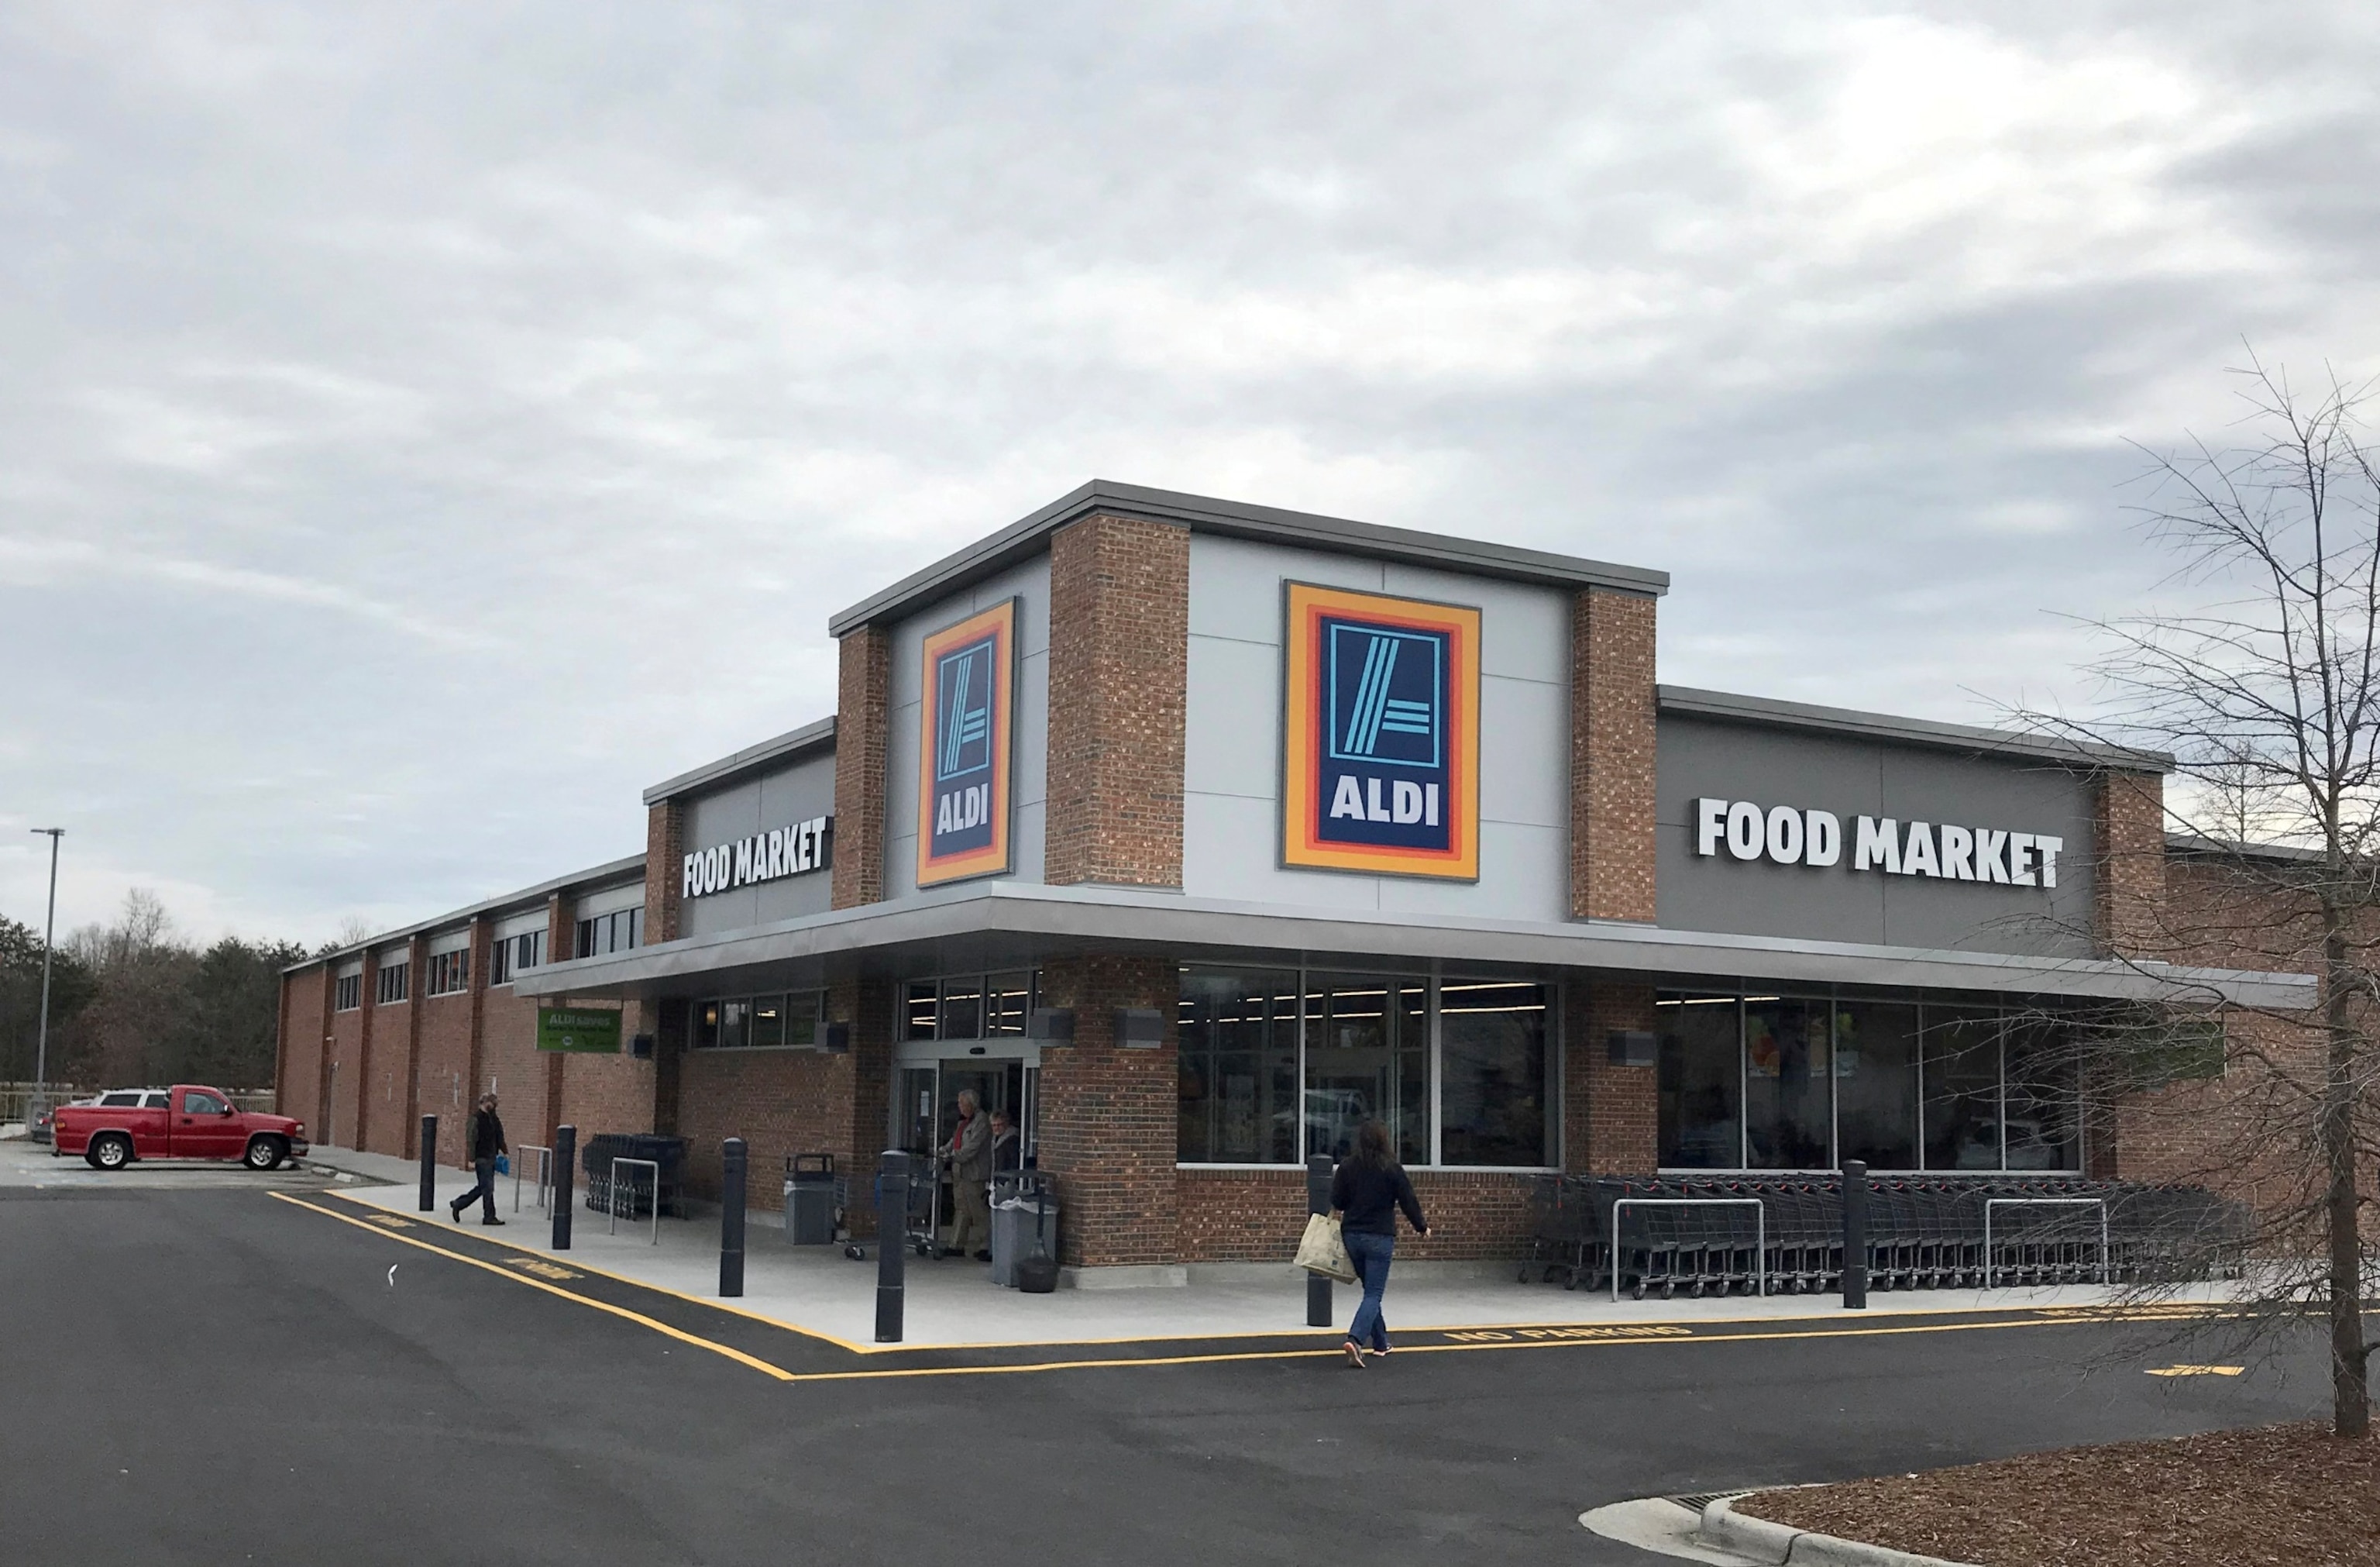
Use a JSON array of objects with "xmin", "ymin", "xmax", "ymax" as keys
[{"xmin": 948, "ymin": 1089, "xmax": 993, "ymax": 1260}]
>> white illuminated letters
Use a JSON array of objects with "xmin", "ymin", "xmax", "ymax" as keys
[
  {"xmin": 682, "ymin": 815, "xmax": 834, "ymax": 901},
  {"xmin": 1692, "ymin": 798, "xmax": 2062, "ymax": 891}
]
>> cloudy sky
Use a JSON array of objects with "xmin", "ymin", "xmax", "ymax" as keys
[{"xmin": 1, "ymin": 2, "xmax": 2374, "ymax": 944}]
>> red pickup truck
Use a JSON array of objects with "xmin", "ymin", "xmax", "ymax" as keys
[{"xmin": 53, "ymin": 1086, "xmax": 308, "ymax": 1172}]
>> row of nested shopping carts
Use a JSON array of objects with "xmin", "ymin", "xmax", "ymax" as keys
[{"xmin": 1520, "ymin": 1173, "xmax": 2251, "ymax": 1300}]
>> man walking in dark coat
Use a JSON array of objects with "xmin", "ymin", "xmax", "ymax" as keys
[{"xmin": 449, "ymin": 1092, "xmax": 507, "ymax": 1225}]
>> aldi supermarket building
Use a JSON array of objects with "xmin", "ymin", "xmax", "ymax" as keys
[{"xmin": 276, "ymin": 482, "xmax": 2311, "ymax": 1281}]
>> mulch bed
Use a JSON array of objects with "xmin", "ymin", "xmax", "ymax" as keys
[{"xmin": 1736, "ymin": 1422, "xmax": 2380, "ymax": 1567}]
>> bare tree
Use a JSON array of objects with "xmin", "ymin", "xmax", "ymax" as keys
[{"xmin": 2015, "ymin": 353, "xmax": 2380, "ymax": 1438}]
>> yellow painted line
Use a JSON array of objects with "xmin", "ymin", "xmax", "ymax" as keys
[
  {"xmin": 775, "ymin": 1297, "xmax": 2203, "ymax": 1384},
  {"xmin": 321, "ymin": 1190, "xmax": 875, "ymax": 1354},
  {"xmin": 270, "ymin": 1192, "xmax": 795, "ymax": 1382},
  {"xmin": 2146, "ymin": 1364, "xmax": 2245, "ymax": 1377}
]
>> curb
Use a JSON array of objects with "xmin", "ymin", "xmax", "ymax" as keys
[{"xmin": 1700, "ymin": 1496, "xmax": 1979, "ymax": 1567}]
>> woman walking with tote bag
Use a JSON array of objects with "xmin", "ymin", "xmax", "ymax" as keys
[{"xmin": 1330, "ymin": 1118, "xmax": 1429, "ymax": 1369}]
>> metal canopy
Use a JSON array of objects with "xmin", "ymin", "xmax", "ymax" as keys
[{"xmin": 511, "ymin": 880, "xmax": 2315, "ymax": 1011}]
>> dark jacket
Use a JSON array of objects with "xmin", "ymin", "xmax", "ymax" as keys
[
  {"xmin": 470, "ymin": 1108, "xmax": 507, "ymax": 1162},
  {"xmin": 1331, "ymin": 1159, "xmax": 1427, "ymax": 1238},
  {"xmin": 990, "ymin": 1127, "xmax": 1021, "ymax": 1173}
]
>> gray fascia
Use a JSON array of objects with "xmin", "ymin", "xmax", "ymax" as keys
[
  {"xmin": 281, "ymin": 852, "xmax": 648, "ymax": 976},
  {"xmin": 514, "ymin": 880, "xmax": 2310, "ymax": 1011},
  {"xmin": 826, "ymin": 480, "xmax": 1670, "ymax": 636},
  {"xmin": 1658, "ymin": 686, "xmax": 2175, "ymax": 773},
  {"xmin": 642, "ymin": 715, "xmax": 837, "ymax": 806}
]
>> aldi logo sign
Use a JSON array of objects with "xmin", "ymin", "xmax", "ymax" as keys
[
  {"xmin": 1282, "ymin": 583, "xmax": 1480, "ymax": 879},
  {"xmin": 916, "ymin": 598, "xmax": 1017, "ymax": 887}
]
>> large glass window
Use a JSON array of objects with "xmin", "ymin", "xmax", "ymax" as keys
[
  {"xmin": 1301, "ymin": 975, "xmax": 1433, "ymax": 1165},
  {"xmin": 1834, "ymin": 1000, "xmax": 1918, "ymax": 1169},
  {"xmin": 1439, "ymin": 981, "xmax": 1551, "ymax": 1167},
  {"xmin": 1658, "ymin": 995, "xmax": 1742, "ymax": 1168},
  {"xmin": 692, "ymin": 991, "xmax": 824, "ymax": 1049},
  {"xmin": 2003, "ymin": 1021, "xmax": 2079, "ymax": 1171},
  {"xmin": 1657, "ymin": 989, "xmax": 2079, "ymax": 1173},
  {"xmin": 1744, "ymin": 997, "xmax": 1830, "ymax": 1169},
  {"xmin": 1177, "ymin": 968, "xmax": 1299, "ymax": 1164},
  {"xmin": 1922, "ymin": 1011, "xmax": 2003, "ymax": 1169}
]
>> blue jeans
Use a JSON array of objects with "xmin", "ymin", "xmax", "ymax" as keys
[{"xmin": 1344, "ymin": 1230, "xmax": 1395, "ymax": 1351}]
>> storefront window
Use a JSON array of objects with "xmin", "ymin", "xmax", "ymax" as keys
[
  {"xmin": 1922, "ymin": 1011, "xmax": 2003, "ymax": 1169},
  {"xmin": 1439, "ymin": 980, "xmax": 1550, "ymax": 1167},
  {"xmin": 1657, "ymin": 994, "xmax": 1741, "ymax": 1168},
  {"xmin": 1744, "ymin": 997, "xmax": 1829, "ymax": 1169},
  {"xmin": 985, "ymin": 972, "xmax": 1031, "ymax": 1035},
  {"xmin": 691, "ymin": 990, "xmax": 824, "ymax": 1049},
  {"xmin": 1834, "ymin": 1000, "xmax": 1919, "ymax": 1169},
  {"xmin": 2003, "ymin": 1021, "xmax": 2079, "ymax": 1171},
  {"xmin": 1298, "ymin": 975, "xmax": 1431, "ymax": 1166},
  {"xmin": 903, "ymin": 981, "xmax": 938, "ymax": 1040},
  {"xmin": 717, "ymin": 997, "xmax": 750, "ymax": 1051},
  {"xmin": 1177, "ymin": 968, "xmax": 1298, "ymax": 1164}
]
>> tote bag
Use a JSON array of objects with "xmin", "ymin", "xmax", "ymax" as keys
[{"xmin": 1295, "ymin": 1212, "xmax": 1357, "ymax": 1284}]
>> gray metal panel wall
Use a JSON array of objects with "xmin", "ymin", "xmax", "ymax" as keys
[
  {"xmin": 1181, "ymin": 532, "xmax": 1571, "ymax": 920},
  {"xmin": 882, "ymin": 554, "xmax": 1051, "ymax": 898},
  {"xmin": 679, "ymin": 749, "xmax": 838, "ymax": 938},
  {"xmin": 1655, "ymin": 715, "xmax": 2097, "ymax": 956}
]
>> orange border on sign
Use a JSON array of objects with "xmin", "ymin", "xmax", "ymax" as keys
[
  {"xmin": 915, "ymin": 599, "xmax": 1016, "ymax": 887},
  {"xmin": 1281, "ymin": 582, "xmax": 1481, "ymax": 880}
]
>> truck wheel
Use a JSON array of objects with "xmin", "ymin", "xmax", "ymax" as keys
[
  {"xmin": 88, "ymin": 1135, "xmax": 132, "ymax": 1171},
  {"xmin": 243, "ymin": 1136, "xmax": 287, "ymax": 1172}
]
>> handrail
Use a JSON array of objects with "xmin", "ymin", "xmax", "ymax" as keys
[
  {"xmin": 1983, "ymin": 1197, "xmax": 2107, "ymax": 1289},
  {"xmin": 608, "ymin": 1158, "xmax": 661, "ymax": 1245},
  {"xmin": 1609, "ymin": 1197, "xmax": 1766, "ymax": 1302},
  {"xmin": 513, "ymin": 1145, "xmax": 554, "ymax": 1214}
]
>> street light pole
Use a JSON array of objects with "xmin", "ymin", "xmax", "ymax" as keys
[{"xmin": 29, "ymin": 828, "xmax": 62, "ymax": 1118}]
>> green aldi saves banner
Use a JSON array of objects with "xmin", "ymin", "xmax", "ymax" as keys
[{"xmin": 536, "ymin": 1007, "xmax": 623, "ymax": 1054}]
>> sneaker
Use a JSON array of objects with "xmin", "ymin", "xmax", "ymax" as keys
[
  {"xmin": 1343, "ymin": 1339, "xmax": 1367, "ymax": 1370},
  {"xmin": 481, "ymin": 1217, "xmax": 506, "ymax": 1226},
  {"xmin": 1367, "ymin": 1345, "xmax": 1391, "ymax": 1359}
]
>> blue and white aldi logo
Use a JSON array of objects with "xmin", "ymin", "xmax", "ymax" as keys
[
  {"xmin": 1284, "ymin": 583, "xmax": 1480, "ymax": 879},
  {"xmin": 916, "ymin": 598, "xmax": 1016, "ymax": 886}
]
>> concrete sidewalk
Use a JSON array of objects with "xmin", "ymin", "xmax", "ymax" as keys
[{"xmin": 297, "ymin": 1144, "xmax": 2225, "ymax": 1352}]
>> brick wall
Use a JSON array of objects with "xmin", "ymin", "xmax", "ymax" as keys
[
  {"xmin": 415, "ymin": 938, "xmax": 478, "ymax": 1166},
  {"xmin": 1571, "ymin": 587, "xmax": 1659, "ymax": 922},
  {"xmin": 1033, "ymin": 954, "xmax": 1180, "ymax": 1267},
  {"xmin": 831, "ymin": 625, "xmax": 892, "ymax": 909},
  {"xmin": 645, "ymin": 801, "xmax": 685, "ymax": 943},
  {"xmin": 476, "ymin": 983, "xmax": 552, "ymax": 1149},
  {"xmin": 1176, "ymin": 1169, "xmax": 1535, "ymax": 1262},
  {"xmin": 558, "ymin": 1000, "xmax": 657, "ymax": 1142},
  {"xmin": 2094, "ymin": 769, "xmax": 2168, "ymax": 957},
  {"xmin": 1043, "ymin": 515, "xmax": 1189, "ymax": 888},
  {"xmin": 1565, "ymin": 982, "xmax": 1658, "ymax": 1174},
  {"xmin": 277, "ymin": 966, "xmax": 327, "ymax": 1138}
]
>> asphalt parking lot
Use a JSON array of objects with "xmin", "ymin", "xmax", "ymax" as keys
[{"xmin": 0, "ymin": 1182, "xmax": 2331, "ymax": 1566}]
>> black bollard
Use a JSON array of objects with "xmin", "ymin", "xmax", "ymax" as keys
[
  {"xmin": 720, "ymin": 1138, "xmax": 747, "ymax": 1297},
  {"xmin": 876, "ymin": 1150, "xmax": 908, "ymax": 1344},
  {"xmin": 552, "ymin": 1124, "xmax": 576, "ymax": 1252},
  {"xmin": 1841, "ymin": 1159, "xmax": 1868, "ymax": 1310},
  {"xmin": 418, "ymin": 1114, "xmax": 438, "ymax": 1212},
  {"xmin": 1305, "ymin": 1152, "xmax": 1333, "ymax": 1329}
]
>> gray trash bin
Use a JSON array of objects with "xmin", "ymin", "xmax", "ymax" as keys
[
  {"xmin": 989, "ymin": 1176, "xmax": 1057, "ymax": 1288},
  {"xmin": 784, "ymin": 1153, "xmax": 836, "ymax": 1245}
]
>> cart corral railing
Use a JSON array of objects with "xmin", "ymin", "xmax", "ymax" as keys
[
  {"xmin": 0, "ymin": 1083, "xmax": 277, "ymax": 1122},
  {"xmin": 1520, "ymin": 1173, "xmax": 2251, "ymax": 1300}
]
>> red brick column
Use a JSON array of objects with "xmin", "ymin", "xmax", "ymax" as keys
[
  {"xmin": 1044, "ymin": 514, "xmax": 1190, "ymax": 887},
  {"xmin": 832, "ymin": 627, "xmax": 892, "ymax": 909},
  {"xmin": 645, "ymin": 801, "xmax": 686, "ymax": 943},
  {"xmin": 1571, "ymin": 588, "xmax": 1659, "ymax": 922},
  {"xmin": 2093, "ymin": 769, "xmax": 2167, "ymax": 957},
  {"xmin": 1565, "ymin": 982, "xmax": 1659, "ymax": 1174},
  {"xmin": 1033, "ymin": 954, "xmax": 1180, "ymax": 1269}
]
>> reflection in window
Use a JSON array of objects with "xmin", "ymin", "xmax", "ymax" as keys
[
  {"xmin": 1177, "ymin": 968, "xmax": 1298, "ymax": 1164},
  {"xmin": 1439, "ymin": 981, "xmax": 1549, "ymax": 1167},
  {"xmin": 985, "ymin": 973, "xmax": 1031, "ymax": 1035},
  {"xmin": 903, "ymin": 981, "xmax": 938, "ymax": 1041},
  {"xmin": 1303, "ymin": 975, "xmax": 1396, "ymax": 1164},
  {"xmin": 749, "ymin": 995, "xmax": 786, "ymax": 1050},
  {"xmin": 1834, "ymin": 1000, "xmax": 1919, "ymax": 1169},
  {"xmin": 717, "ymin": 998, "xmax": 751, "ymax": 1052},
  {"xmin": 694, "ymin": 1000, "xmax": 720, "ymax": 1050},
  {"xmin": 2003, "ymin": 1021, "xmax": 2079, "ymax": 1171},
  {"xmin": 1658, "ymin": 995, "xmax": 1741, "ymax": 1168},
  {"xmin": 1745, "ymin": 997, "xmax": 1830, "ymax": 1169},
  {"xmin": 940, "ymin": 980, "xmax": 983, "ymax": 1042},
  {"xmin": 1923, "ymin": 1012, "xmax": 2003, "ymax": 1170}
]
